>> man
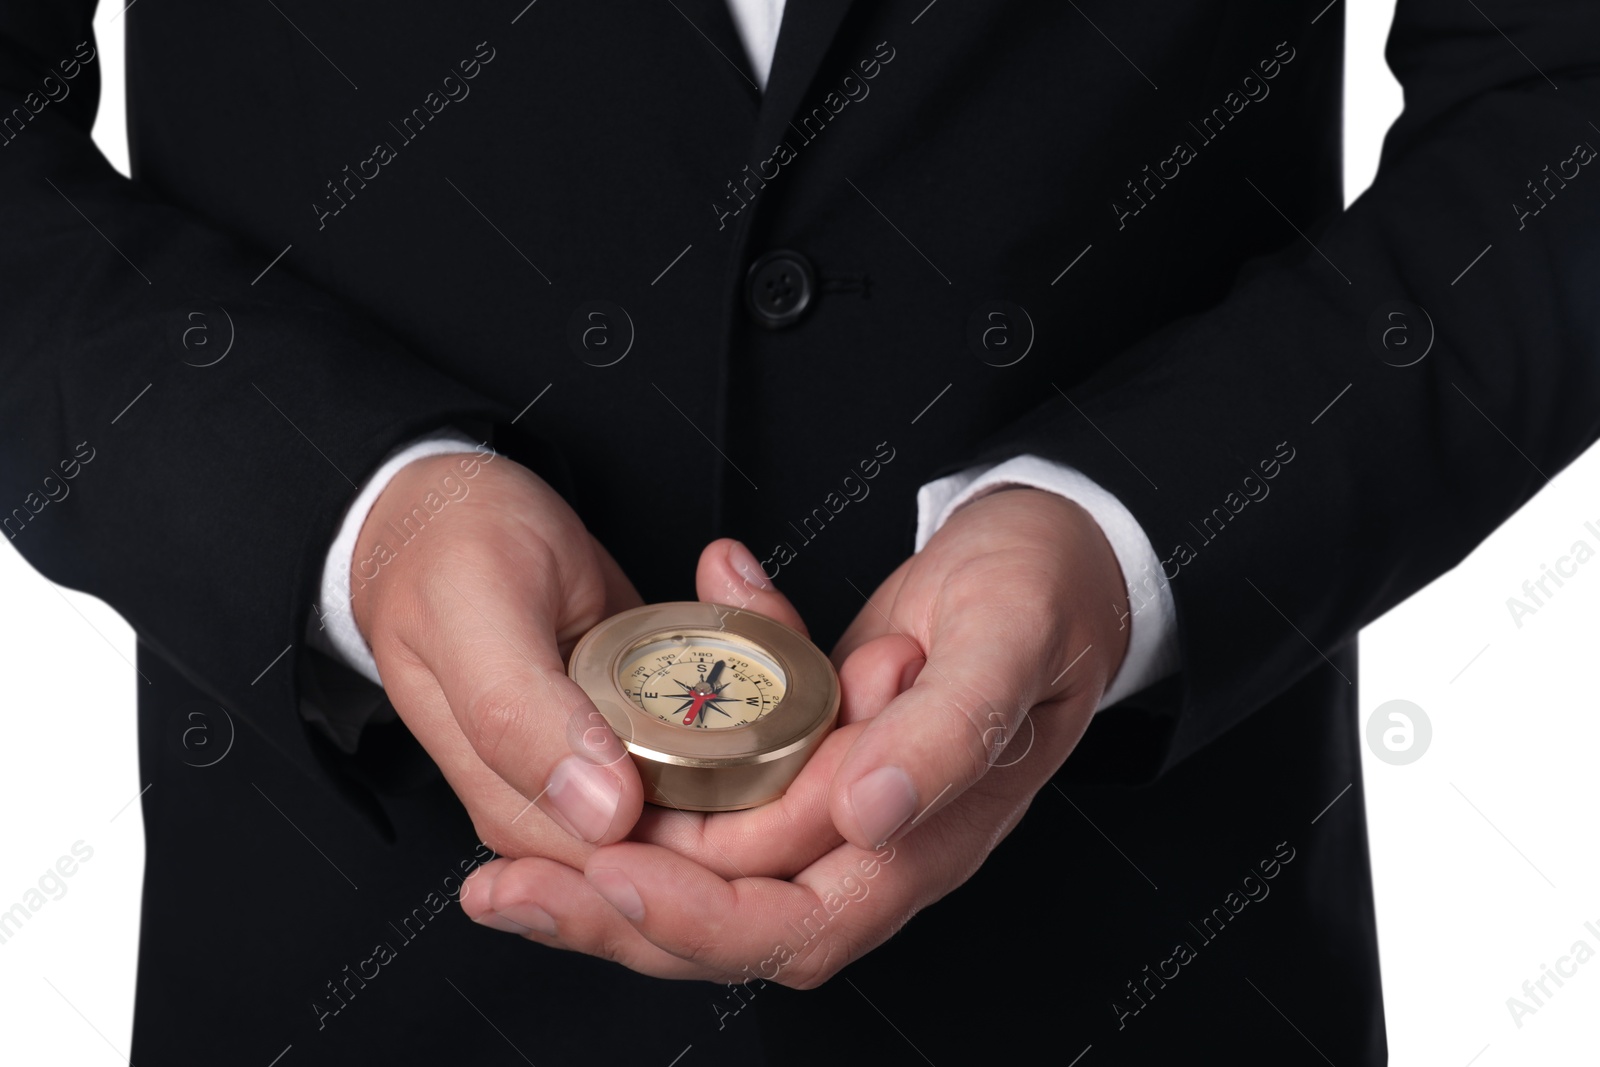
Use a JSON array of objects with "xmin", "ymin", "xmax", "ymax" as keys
[{"xmin": 3, "ymin": 0, "xmax": 1596, "ymax": 1063}]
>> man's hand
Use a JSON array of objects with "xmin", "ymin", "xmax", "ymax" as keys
[
  {"xmin": 824, "ymin": 486, "xmax": 1130, "ymax": 848},
  {"xmin": 458, "ymin": 487, "xmax": 1134, "ymax": 985},
  {"xmin": 351, "ymin": 453, "xmax": 646, "ymax": 866}
]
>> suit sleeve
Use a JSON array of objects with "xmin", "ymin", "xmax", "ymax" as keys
[
  {"xmin": 0, "ymin": 5, "xmax": 500, "ymax": 776},
  {"xmin": 973, "ymin": 0, "xmax": 1600, "ymax": 774}
]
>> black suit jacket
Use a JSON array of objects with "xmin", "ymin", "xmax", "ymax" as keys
[{"xmin": 4, "ymin": 0, "xmax": 1597, "ymax": 1063}]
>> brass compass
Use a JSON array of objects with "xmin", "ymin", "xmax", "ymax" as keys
[{"xmin": 567, "ymin": 602, "xmax": 840, "ymax": 811}]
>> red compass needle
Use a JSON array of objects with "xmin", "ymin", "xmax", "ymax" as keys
[
  {"xmin": 681, "ymin": 660, "xmax": 728, "ymax": 725},
  {"xmin": 682, "ymin": 689, "xmax": 715, "ymax": 726}
]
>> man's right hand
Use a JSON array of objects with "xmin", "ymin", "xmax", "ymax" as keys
[{"xmin": 351, "ymin": 453, "xmax": 644, "ymax": 866}]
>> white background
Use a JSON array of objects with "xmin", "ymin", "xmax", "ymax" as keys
[{"xmin": 2, "ymin": 3, "xmax": 1594, "ymax": 1064}]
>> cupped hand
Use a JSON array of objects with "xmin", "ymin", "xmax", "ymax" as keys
[
  {"xmin": 352, "ymin": 452, "xmax": 646, "ymax": 866},
  {"xmin": 460, "ymin": 488, "xmax": 1133, "ymax": 985}
]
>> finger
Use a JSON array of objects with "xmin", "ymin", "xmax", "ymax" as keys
[
  {"xmin": 460, "ymin": 857, "xmax": 535, "ymax": 933},
  {"xmin": 694, "ymin": 538, "xmax": 807, "ymax": 635},
  {"xmin": 405, "ymin": 558, "xmax": 644, "ymax": 846},
  {"xmin": 629, "ymin": 721, "xmax": 866, "ymax": 880},
  {"xmin": 828, "ymin": 594, "xmax": 1089, "ymax": 851},
  {"xmin": 558, "ymin": 539, "xmax": 642, "ymax": 660},
  {"xmin": 579, "ymin": 837, "xmax": 934, "ymax": 989},
  {"xmin": 374, "ymin": 656, "xmax": 597, "ymax": 864},
  {"xmin": 464, "ymin": 855, "xmax": 714, "ymax": 980},
  {"xmin": 523, "ymin": 713, "xmax": 1074, "ymax": 987},
  {"xmin": 836, "ymin": 633, "xmax": 924, "ymax": 726}
]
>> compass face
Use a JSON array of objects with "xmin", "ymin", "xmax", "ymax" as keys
[{"xmin": 618, "ymin": 631, "xmax": 788, "ymax": 729}]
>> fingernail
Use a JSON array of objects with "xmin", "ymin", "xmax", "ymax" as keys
[
  {"xmin": 588, "ymin": 867, "xmax": 645, "ymax": 921},
  {"xmin": 497, "ymin": 903, "xmax": 558, "ymax": 936},
  {"xmin": 473, "ymin": 912, "xmax": 532, "ymax": 935},
  {"xmin": 545, "ymin": 756, "xmax": 622, "ymax": 843},
  {"xmin": 849, "ymin": 765, "xmax": 919, "ymax": 848},
  {"xmin": 728, "ymin": 540, "xmax": 773, "ymax": 591}
]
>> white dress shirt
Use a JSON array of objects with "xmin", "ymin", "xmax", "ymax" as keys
[{"xmin": 309, "ymin": 1, "xmax": 1178, "ymax": 710}]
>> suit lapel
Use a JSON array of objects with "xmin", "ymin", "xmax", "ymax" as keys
[
  {"xmin": 752, "ymin": 0, "xmax": 857, "ymax": 154},
  {"xmin": 671, "ymin": 0, "xmax": 763, "ymax": 106}
]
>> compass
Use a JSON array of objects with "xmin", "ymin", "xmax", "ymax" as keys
[{"xmin": 566, "ymin": 602, "xmax": 840, "ymax": 811}]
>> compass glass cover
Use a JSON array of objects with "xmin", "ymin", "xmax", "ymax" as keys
[{"xmin": 618, "ymin": 630, "xmax": 787, "ymax": 729}]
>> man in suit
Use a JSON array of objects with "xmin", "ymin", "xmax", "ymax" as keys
[{"xmin": 3, "ymin": 0, "xmax": 1596, "ymax": 1063}]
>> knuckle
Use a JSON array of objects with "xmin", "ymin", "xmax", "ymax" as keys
[
  {"xmin": 1028, "ymin": 594, "xmax": 1070, "ymax": 646},
  {"xmin": 786, "ymin": 936, "xmax": 851, "ymax": 990},
  {"xmin": 770, "ymin": 897, "xmax": 857, "ymax": 990},
  {"xmin": 936, "ymin": 680, "xmax": 1002, "ymax": 783},
  {"xmin": 465, "ymin": 682, "xmax": 535, "ymax": 767},
  {"xmin": 667, "ymin": 924, "xmax": 723, "ymax": 968},
  {"xmin": 592, "ymin": 926, "xmax": 633, "ymax": 966}
]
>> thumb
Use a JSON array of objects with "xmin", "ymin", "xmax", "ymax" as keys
[
  {"xmin": 828, "ymin": 602, "xmax": 1086, "ymax": 850},
  {"xmin": 694, "ymin": 538, "xmax": 808, "ymax": 636}
]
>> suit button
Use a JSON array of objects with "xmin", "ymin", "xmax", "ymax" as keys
[{"xmin": 745, "ymin": 250, "xmax": 815, "ymax": 329}]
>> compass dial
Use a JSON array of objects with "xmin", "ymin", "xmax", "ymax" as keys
[{"xmin": 619, "ymin": 632, "xmax": 787, "ymax": 729}]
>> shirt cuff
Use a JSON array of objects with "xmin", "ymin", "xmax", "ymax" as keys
[
  {"xmin": 306, "ymin": 429, "xmax": 486, "ymax": 686},
  {"xmin": 914, "ymin": 454, "xmax": 1179, "ymax": 710}
]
